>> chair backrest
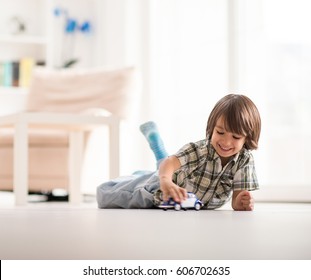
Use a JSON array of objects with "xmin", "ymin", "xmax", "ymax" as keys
[{"xmin": 26, "ymin": 66, "xmax": 141, "ymax": 119}]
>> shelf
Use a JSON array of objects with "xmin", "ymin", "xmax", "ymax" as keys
[
  {"xmin": 0, "ymin": 86, "xmax": 28, "ymax": 95},
  {"xmin": 0, "ymin": 35, "xmax": 48, "ymax": 45},
  {"xmin": 0, "ymin": 88, "xmax": 28, "ymax": 116}
]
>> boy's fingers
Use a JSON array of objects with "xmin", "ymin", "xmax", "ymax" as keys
[
  {"xmin": 170, "ymin": 189, "xmax": 179, "ymax": 202},
  {"xmin": 239, "ymin": 191, "xmax": 253, "ymax": 203},
  {"xmin": 173, "ymin": 189, "xmax": 183, "ymax": 202},
  {"xmin": 170, "ymin": 187, "xmax": 187, "ymax": 203},
  {"xmin": 239, "ymin": 190, "xmax": 251, "ymax": 197},
  {"xmin": 179, "ymin": 188, "xmax": 187, "ymax": 199},
  {"xmin": 162, "ymin": 191, "xmax": 169, "ymax": 202},
  {"xmin": 177, "ymin": 188, "xmax": 188, "ymax": 202},
  {"xmin": 245, "ymin": 202, "xmax": 254, "ymax": 210},
  {"xmin": 241, "ymin": 197, "xmax": 254, "ymax": 210}
]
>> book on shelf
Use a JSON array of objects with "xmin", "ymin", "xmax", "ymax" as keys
[
  {"xmin": 19, "ymin": 58, "xmax": 35, "ymax": 87},
  {"xmin": 3, "ymin": 61, "xmax": 13, "ymax": 87},
  {"xmin": 0, "ymin": 58, "xmax": 39, "ymax": 88},
  {"xmin": 12, "ymin": 61, "xmax": 20, "ymax": 87}
]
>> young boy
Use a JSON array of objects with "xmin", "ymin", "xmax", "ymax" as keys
[{"xmin": 97, "ymin": 94, "xmax": 261, "ymax": 211}]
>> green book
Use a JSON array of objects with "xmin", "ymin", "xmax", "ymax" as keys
[{"xmin": 3, "ymin": 61, "xmax": 13, "ymax": 87}]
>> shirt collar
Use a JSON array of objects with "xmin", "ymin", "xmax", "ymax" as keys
[{"xmin": 205, "ymin": 137, "xmax": 218, "ymax": 161}]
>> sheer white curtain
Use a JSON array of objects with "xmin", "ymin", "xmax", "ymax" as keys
[{"xmin": 147, "ymin": 0, "xmax": 311, "ymax": 202}]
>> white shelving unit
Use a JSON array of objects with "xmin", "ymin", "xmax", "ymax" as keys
[
  {"xmin": 0, "ymin": 35, "xmax": 48, "ymax": 45},
  {"xmin": 0, "ymin": 0, "xmax": 51, "ymax": 114},
  {"xmin": 0, "ymin": 0, "xmax": 98, "ymax": 115},
  {"xmin": 0, "ymin": 0, "xmax": 51, "ymax": 61}
]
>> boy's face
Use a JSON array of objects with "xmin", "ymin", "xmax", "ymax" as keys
[{"xmin": 210, "ymin": 117, "xmax": 246, "ymax": 164}]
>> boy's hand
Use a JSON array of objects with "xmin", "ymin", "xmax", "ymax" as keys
[
  {"xmin": 232, "ymin": 190, "xmax": 254, "ymax": 211},
  {"xmin": 158, "ymin": 155, "xmax": 186, "ymax": 203},
  {"xmin": 160, "ymin": 178, "xmax": 187, "ymax": 203}
]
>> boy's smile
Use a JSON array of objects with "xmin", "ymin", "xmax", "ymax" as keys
[
  {"xmin": 211, "ymin": 117, "xmax": 246, "ymax": 165},
  {"xmin": 218, "ymin": 143, "xmax": 233, "ymax": 153}
]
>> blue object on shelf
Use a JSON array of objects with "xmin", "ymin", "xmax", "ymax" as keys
[
  {"xmin": 53, "ymin": 7, "xmax": 62, "ymax": 17},
  {"xmin": 65, "ymin": 18, "xmax": 77, "ymax": 33},
  {"xmin": 80, "ymin": 21, "xmax": 91, "ymax": 33}
]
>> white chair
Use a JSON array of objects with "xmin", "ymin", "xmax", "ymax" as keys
[{"xmin": 0, "ymin": 66, "xmax": 140, "ymax": 205}]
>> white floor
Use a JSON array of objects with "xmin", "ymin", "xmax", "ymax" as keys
[{"xmin": 1, "ymin": 192, "xmax": 311, "ymax": 260}]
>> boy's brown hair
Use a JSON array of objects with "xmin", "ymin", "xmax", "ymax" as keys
[{"xmin": 206, "ymin": 94, "xmax": 261, "ymax": 150}]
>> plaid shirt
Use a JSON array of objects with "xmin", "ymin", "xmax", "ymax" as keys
[{"xmin": 154, "ymin": 139, "xmax": 259, "ymax": 209}]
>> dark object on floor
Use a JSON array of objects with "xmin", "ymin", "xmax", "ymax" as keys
[{"xmin": 28, "ymin": 190, "xmax": 69, "ymax": 202}]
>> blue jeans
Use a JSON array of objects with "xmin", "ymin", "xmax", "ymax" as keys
[{"xmin": 96, "ymin": 171, "xmax": 160, "ymax": 208}]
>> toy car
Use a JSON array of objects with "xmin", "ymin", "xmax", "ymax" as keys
[{"xmin": 158, "ymin": 192, "xmax": 204, "ymax": 211}]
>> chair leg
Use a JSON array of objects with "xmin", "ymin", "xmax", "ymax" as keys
[
  {"xmin": 69, "ymin": 131, "xmax": 84, "ymax": 204},
  {"xmin": 109, "ymin": 119, "xmax": 120, "ymax": 179},
  {"xmin": 14, "ymin": 121, "xmax": 28, "ymax": 206}
]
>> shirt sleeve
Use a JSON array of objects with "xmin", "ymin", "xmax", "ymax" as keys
[
  {"xmin": 233, "ymin": 153, "xmax": 259, "ymax": 191},
  {"xmin": 174, "ymin": 140, "xmax": 207, "ymax": 168},
  {"xmin": 172, "ymin": 140, "xmax": 208, "ymax": 187}
]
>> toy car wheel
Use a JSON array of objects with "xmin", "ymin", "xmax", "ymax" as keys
[
  {"xmin": 174, "ymin": 203, "xmax": 181, "ymax": 211},
  {"xmin": 194, "ymin": 203, "xmax": 201, "ymax": 211}
]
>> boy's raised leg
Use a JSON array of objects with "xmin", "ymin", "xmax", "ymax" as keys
[{"xmin": 140, "ymin": 121, "xmax": 168, "ymax": 168}]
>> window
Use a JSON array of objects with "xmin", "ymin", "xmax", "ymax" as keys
[
  {"xmin": 236, "ymin": 0, "xmax": 311, "ymax": 201},
  {"xmin": 148, "ymin": 0, "xmax": 311, "ymax": 202}
]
